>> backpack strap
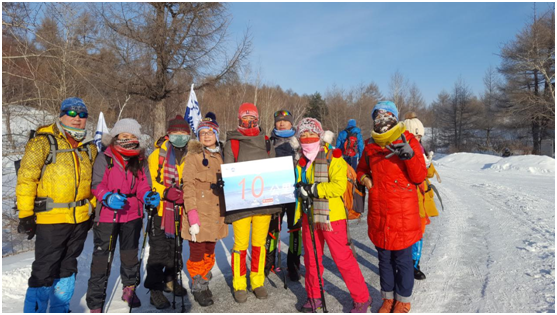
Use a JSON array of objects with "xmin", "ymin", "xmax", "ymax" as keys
[
  {"xmin": 231, "ymin": 139, "xmax": 240, "ymax": 162},
  {"xmin": 155, "ymin": 146, "xmax": 167, "ymax": 184},
  {"xmin": 105, "ymin": 155, "xmax": 114, "ymax": 169},
  {"xmin": 40, "ymin": 134, "xmax": 58, "ymax": 179},
  {"xmin": 265, "ymin": 135, "xmax": 271, "ymax": 156}
]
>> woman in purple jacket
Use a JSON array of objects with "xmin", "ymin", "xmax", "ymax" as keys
[{"xmin": 86, "ymin": 119, "xmax": 160, "ymax": 312}]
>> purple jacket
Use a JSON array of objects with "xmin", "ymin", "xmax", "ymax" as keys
[{"xmin": 92, "ymin": 146, "xmax": 152, "ymax": 223}]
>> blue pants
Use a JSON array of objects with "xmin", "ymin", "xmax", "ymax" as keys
[
  {"xmin": 343, "ymin": 156, "xmax": 358, "ymax": 170},
  {"xmin": 376, "ymin": 245, "xmax": 414, "ymax": 303}
]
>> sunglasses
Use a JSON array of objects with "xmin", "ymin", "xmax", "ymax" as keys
[
  {"xmin": 274, "ymin": 110, "xmax": 292, "ymax": 117},
  {"xmin": 64, "ymin": 110, "xmax": 88, "ymax": 119}
]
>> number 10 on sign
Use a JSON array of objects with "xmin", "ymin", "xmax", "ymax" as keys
[{"xmin": 239, "ymin": 176, "xmax": 264, "ymax": 199}]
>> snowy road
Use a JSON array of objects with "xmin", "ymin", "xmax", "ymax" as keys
[{"xmin": 2, "ymin": 153, "xmax": 555, "ymax": 313}]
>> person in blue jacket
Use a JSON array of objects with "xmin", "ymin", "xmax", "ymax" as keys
[{"xmin": 335, "ymin": 119, "xmax": 364, "ymax": 169}]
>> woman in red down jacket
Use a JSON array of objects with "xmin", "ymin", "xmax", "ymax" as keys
[{"xmin": 356, "ymin": 101, "xmax": 426, "ymax": 314}]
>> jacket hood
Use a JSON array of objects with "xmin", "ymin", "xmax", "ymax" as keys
[
  {"xmin": 347, "ymin": 119, "xmax": 357, "ymax": 128},
  {"xmin": 185, "ymin": 140, "xmax": 204, "ymax": 155}
]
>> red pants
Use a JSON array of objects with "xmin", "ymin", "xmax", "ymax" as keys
[{"xmin": 302, "ymin": 215, "xmax": 369, "ymax": 303}]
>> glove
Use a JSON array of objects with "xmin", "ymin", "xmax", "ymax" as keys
[
  {"xmin": 386, "ymin": 134, "xmax": 414, "ymax": 160},
  {"xmin": 103, "ymin": 192, "xmax": 127, "ymax": 210},
  {"xmin": 189, "ymin": 224, "xmax": 200, "ymax": 242},
  {"xmin": 144, "ymin": 191, "xmax": 161, "ymax": 208},
  {"xmin": 297, "ymin": 183, "xmax": 319, "ymax": 199},
  {"xmin": 18, "ymin": 216, "xmax": 36, "ymax": 240},
  {"xmin": 163, "ymin": 186, "xmax": 184, "ymax": 205}
]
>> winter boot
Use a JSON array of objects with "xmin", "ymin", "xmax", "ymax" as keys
[
  {"xmin": 149, "ymin": 290, "xmax": 170, "ymax": 309},
  {"xmin": 122, "ymin": 286, "xmax": 141, "ymax": 308},
  {"xmin": 301, "ymin": 298, "xmax": 322, "ymax": 313},
  {"xmin": 165, "ymin": 280, "xmax": 188, "ymax": 297},
  {"xmin": 233, "ymin": 290, "xmax": 248, "ymax": 303},
  {"xmin": 253, "ymin": 286, "xmax": 268, "ymax": 299},
  {"xmin": 413, "ymin": 260, "xmax": 426, "ymax": 280},
  {"xmin": 393, "ymin": 300, "xmax": 411, "ymax": 313},
  {"xmin": 378, "ymin": 298, "xmax": 395, "ymax": 313},
  {"xmin": 23, "ymin": 286, "xmax": 51, "ymax": 313},
  {"xmin": 191, "ymin": 274, "xmax": 214, "ymax": 307},
  {"xmin": 193, "ymin": 290, "xmax": 214, "ymax": 307},
  {"xmin": 49, "ymin": 275, "xmax": 76, "ymax": 313},
  {"xmin": 350, "ymin": 297, "xmax": 372, "ymax": 313}
]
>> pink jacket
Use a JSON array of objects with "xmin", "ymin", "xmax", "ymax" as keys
[{"xmin": 92, "ymin": 146, "xmax": 152, "ymax": 223}]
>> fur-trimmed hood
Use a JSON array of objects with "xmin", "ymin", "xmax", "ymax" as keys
[{"xmin": 185, "ymin": 139, "xmax": 223, "ymax": 156}]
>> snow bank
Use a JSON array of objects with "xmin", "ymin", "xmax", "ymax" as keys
[{"xmin": 436, "ymin": 152, "xmax": 555, "ymax": 175}]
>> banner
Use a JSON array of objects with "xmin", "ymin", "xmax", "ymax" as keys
[
  {"xmin": 221, "ymin": 156, "xmax": 296, "ymax": 212},
  {"xmin": 94, "ymin": 111, "xmax": 109, "ymax": 150},
  {"xmin": 184, "ymin": 84, "xmax": 202, "ymax": 134}
]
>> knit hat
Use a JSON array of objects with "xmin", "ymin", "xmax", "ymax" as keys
[
  {"xmin": 347, "ymin": 119, "xmax": 357, "ymax": 128},
  {"xmin": 296, "ymin": 117, "xmax": 324, "ymax": 137},
  {"xmin": 60, "ymin": 97, "xmax": 87, "ymax": 117},
  {"xmin": 167, "ymin": 115, "xmax": 191, "ymax": 133},
  {"xmin": 371, "ymin": 101, "xmax": 398, "ymax": 120},
  {"xmin": 403, "ymin": 117, "xmax": 425, "ymax": 137},
  {"xmin": 274, "ymin": 109, "xmax": 294, "ymax": 125},
  {"xmin": 197, "ymin": 112, "xmax": 220, "ymax": 137},
  {"xmin": 109, "ymin": 118, "xmax": 142, "ymax": 139},
  {"xmin": 238, "ymin": 103, "xmax": 259, "ymax": 120}
]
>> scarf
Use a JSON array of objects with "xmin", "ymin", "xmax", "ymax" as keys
[
  {"xmin": 161, "ymin": 144, "xmax": 181, "ymax": 238},
  {"xmin": 237, "ymin": 126, "xmax": 260, "ymax": 136},
  {"xmin": 301, "ymin": 147, "xmax": 332, "ymax": 231},
  {"xmin": 273, "ymin": 128, "xmax": 296, "ymax": 138},
  {"xmin": 371, "ymin": 122, "xmax": 406, "ymax": 148},
  {"xmin": 206, "ymin": 146, "xmax": 220, "ymax": 153},
  {"xmin": 114, "ymin": 138, "xmax": 140, "ymax": 156},
  {"xmin": 60, "ymin": 123, "xmax": 87, "ymax": 142},
  {"xmin": 301, "ymin": 140, "xmax": 321, "ymax": 167}
]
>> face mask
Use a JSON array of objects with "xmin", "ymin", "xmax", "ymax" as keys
[
  {"xmin": 61, "ymin": 123, "xmax": 87, "ymax": 142},
  {"xmin": 169, "ymin": 134, "xmax": 190, "ymax": 148},
  {"xmin": 274, "ymin": 128, "xmax": 296, "ymax": 138},
  {"xmin": 373, "ymin": 114, "xmax": 397, "ymax": 134},
  {"xmin": 301, "ymin": 141, "xmax": 321, "ymax": 166}
]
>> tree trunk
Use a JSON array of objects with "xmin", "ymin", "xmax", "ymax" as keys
[
  {"xmin": 4, "ymin": 106, "xmax": 16, "ymax": 151},
  {"xmin": 532, "ymin": 118, "xmax": 540, "ymax": 155},
  {"xmin": 154, "ymin": 99, "xmax": 166, "ymax": 139}
]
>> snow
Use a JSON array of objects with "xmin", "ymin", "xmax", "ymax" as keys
[{"xmin": 2, "ymin": 152, "xmax": 555, "ymax": 313}]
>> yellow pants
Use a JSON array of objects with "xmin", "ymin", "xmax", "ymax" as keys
[{"xmin": 231, "ymin": 214, "xmax": 272, "ymax": 291}]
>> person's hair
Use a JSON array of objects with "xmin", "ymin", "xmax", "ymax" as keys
[{"xmin": 110, "ymin": 137, "xmax": 145, "ymax": 178}]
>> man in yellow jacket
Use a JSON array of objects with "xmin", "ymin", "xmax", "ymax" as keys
[
  {"xmin": 145, "ymin": 115, "xmax": 190, "ymax": 309},
  {"xmin": 16, "ymin": 97, "xmax": 98, "ymax": 313}
]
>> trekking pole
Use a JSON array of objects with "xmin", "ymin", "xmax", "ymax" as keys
[
  {"xmin": 129, "ymin": 205, "xmax": 155, "ymax": 313},
  {"xmin": 101, "ymin": 191, "xmax": 120, "ymax": 313},
  {"xmin": 277, "ymin": 210, "xmax": 287, "ymax": 289},
  {"xmin": 173, "ymin": 202, "xmax": 186, "ymax": 312},
  {"xmin": 297, "ymin": 183, "xmax": 328, "ymax": 313}
]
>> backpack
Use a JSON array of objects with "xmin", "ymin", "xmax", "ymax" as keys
[
  {"xmin": 342, "ymin": 129, "xmax": 358, "ymax": 157},
  {"xmin": 230, "ymin": 136, "xmax": 271, "ymax": 162},
  {"xmin": 325, "ymin": 148, "xmax": 365, "ymax": 220}
]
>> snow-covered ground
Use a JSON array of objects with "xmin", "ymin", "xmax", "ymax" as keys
[{"xmin": 2, "ymin": 152, "xmax": 555, "ymax": 313}]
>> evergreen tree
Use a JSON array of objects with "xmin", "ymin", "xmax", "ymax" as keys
[{"xmin": 306, "ymin": 92, "xmax": 328, "ymax": 122}]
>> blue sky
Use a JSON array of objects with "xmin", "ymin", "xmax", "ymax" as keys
[{"xmin": 227, "ymin": 2, "xmax": 544, "ymax": 105}]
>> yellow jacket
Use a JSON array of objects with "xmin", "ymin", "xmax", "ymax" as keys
[
  {"xmin": 294, "ymin": 145, "xmax": 347, "ymax": 225},
  {"xmin": 147, "ymin": 138, "xmax": 186, "ymax": 217},
  {"xmin": 417, "ymin": 163, "xmax": 440, "ymax": 218},
  {"xmin": 16, "ymin": 123, "xmax": 98, "ymax": 224}
]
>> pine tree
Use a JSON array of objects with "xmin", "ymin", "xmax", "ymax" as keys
[{"xmin": 306, "ymin": 92, "xmax": 328, "ymax": 122}]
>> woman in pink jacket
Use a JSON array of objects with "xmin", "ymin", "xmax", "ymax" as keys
[{"xmin": 86, "ymin": 119, "xmax": 160, "ymax": 312}]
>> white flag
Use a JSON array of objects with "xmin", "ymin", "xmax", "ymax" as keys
[
  {"xmin": 94, "ymin": 112, "xmax": 109, "ymax": 150},
  {"xmin": 184, "ymin": 84, "xmax": 202, "ymax": 134}
]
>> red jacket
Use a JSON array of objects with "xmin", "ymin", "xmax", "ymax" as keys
[{"xmin": 356, "ymin": 131, "xmax": 427, "ymax": 250}]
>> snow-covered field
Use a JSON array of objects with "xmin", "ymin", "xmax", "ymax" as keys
[{"xmin": 2, "ymin": 152, "xmax": 555, "ymax": 313}]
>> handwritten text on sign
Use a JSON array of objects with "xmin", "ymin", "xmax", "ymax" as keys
[{"xmin": 221, "ymin": 156, "xmax": 296, "ymax": 212}]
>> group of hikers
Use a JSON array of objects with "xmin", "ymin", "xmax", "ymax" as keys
[{"xmin": 16, "ymin": 97, "xmax": 441, "ymax": 313}]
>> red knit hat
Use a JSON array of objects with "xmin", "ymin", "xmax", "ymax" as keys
[
  {"xmin": 238, "ymin": 103, "xmax": 259, "ymax": 120},
  {"xmin": 167, "ymin": 115, "xmax": 191, "ymax": 133}
]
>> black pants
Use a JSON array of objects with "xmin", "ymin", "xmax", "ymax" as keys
[
  {"xmin": 265, "ymin": 203, "xmax": 301, "ymax": 272},
  {"xmin": 29, "ymin": 222, "xmax": 89, "ymax": 288},
  {"xmin": 86, "ymin": 218, "xmax": 142, "ymax": 310},
  {"xmin": 144, "ymin": 213, "xmax": 183, "ymax": 291}
]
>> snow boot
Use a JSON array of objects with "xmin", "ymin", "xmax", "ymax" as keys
[
  {"xmin": 191, "ymin": 274, "xmax": 214, "ymax": 307},
  {"xmin": 350, "ymin": 297, "xmax": 372, "ymax": 313},
  {"xmin": 122, "ymin": 286, "xmax": 141, "ymax": 308},
  {"xmin": 253, "ymin": 286, "xmax": 268, "ymax": 299},
  {"xmin": 149, "ymin": 290, "xmax": 170, "ymax": 309},
  {"xmin": 378, "ymin": 298, "xmax": 395, "ymax": 313},
  {"xmin": 300, "ymin": 298, "xmax": 322, "ymax": 313},
  {"xmin": 193, "ymin": 290, "xmax": 214, "ymax": 307},
  {"xmin": 49, "ymin": 275, "xmax": 75, "ymax": 313},
  {"xmin": 233, "ymin": 290, "xmax": 248, "ymax": 303},
  {"xmin": 165, "ymin": 280, "xmax": 188, "ymax": 296},
  {"xmin": 393, "ymin": 300, "xmax": 411, "ymax": 313},
  {"xmin": 23, "ymin": 286, "xmax": 51, "ymax": 313},
  {"xmin": 413, "ymin": 260, "xmax": 426, "ymax": 280}
]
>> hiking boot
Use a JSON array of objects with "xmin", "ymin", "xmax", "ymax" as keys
[
  {"xmin": 253, "ymin": 286, "xmax": 268, "ymax": 299},
  {"xmin": 414, "ymin": 266, "xmax": 426, "ymax": 280},
  {"xmin": 193, "ymin": 290, "xmax": 214, "ymax": 307},
  {"xmin": 206, "ymin": 287, "xmax": 213, "ymax": 298},
  {"xmin": 301, "ymin": 298, "xmax": 322, "ymax": 313},
  {"xmin": 378, "ymin": 299, "xmax": 395, "ymax": 313},
  {"xmin": 233, "ymin": 290, "xmax": 248, "ymax": 303},
  {"xmin": 350, "ymin": 297, "xmax": 372, "ymax": 313},
  {"xmin": 393, "ymin": 301, "xmax": 411, "ymax": 313},
  {"xmin": 121, "ymin": 286, "xmax": 141, "ymax": 308},
  {"xmin": 89, "ymin": 309, "xmax": 101, "ymax": 313},
  {"xmin": 149, "ymin": 290, "xmax": 170, "ymax": 309},
  {"xmin": 165, "ymin": 280, "xmax": 188, "ymax": 296}
]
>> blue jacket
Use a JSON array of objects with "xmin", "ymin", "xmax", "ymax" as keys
[{"xmin": 335, "ymin": 120, "xmax": 365, "ymax": 159}]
